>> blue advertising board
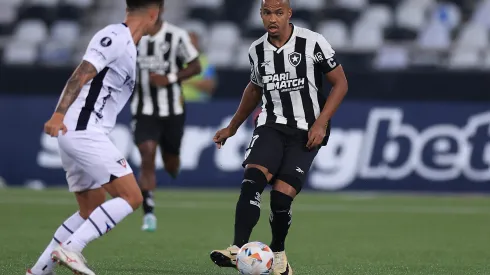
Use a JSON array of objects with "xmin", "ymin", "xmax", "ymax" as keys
[{"xmin": 1, "ymin": 95, "xmax": 489, "ymax": 192}]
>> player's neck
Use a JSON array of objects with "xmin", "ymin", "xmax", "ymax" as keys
[
  {"xmin": 268, "ymin": 24, "xmax": 293, "ymax": 49},
  {"xmin": 148, "ymin": 21, "xmax": 163, "ymax": 36},
  {"xmin": 124, "ymin": 16, "xmax": 147, "ymax": 45}
]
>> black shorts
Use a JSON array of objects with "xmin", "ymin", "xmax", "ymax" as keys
[
  {"xmin": 132, "ymin": 115, "xmax": 185, "ymax": 155},
  {"xmin": 242, "ymin": 124, "xmax": 328, "ymax": 193}
]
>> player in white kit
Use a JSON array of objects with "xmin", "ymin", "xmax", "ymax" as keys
[{"xmin": 26, "ymin": 1, "xmax": 163, "ymax": 275}]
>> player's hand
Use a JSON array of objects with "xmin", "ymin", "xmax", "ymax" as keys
[
  {"xmin": 213, "ymin": 127, "xmax": 237, "ymax": 149},
  {"xmin": 306, "ymin": 120, "xmax": 327, "ymax": 150},
  {"xmin": 44, "ymin": 112, "xmax": 67, "ymax": 137},
  {"xmin": 150, "ymin": 73, "xmax": 170, "ymax": 86}
]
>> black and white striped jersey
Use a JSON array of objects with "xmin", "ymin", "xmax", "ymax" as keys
[
  {"xmin": 249, "ymin": 24, "xmax": 339, "ymax": 131},
  {"xmin": 131, "ymin": 22, "xmax": 199, "ymax": 118}
]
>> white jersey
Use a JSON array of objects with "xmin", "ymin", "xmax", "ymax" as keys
[
  {"xmin": 64, "ymin": 23, "xmax": 137, "ymax": 134},
  {"xmin": 131, "ymin": 21, "xmax": 199, "ymax": 117}
]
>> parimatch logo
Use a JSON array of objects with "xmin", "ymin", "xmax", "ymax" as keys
[{"xmin": 262, "ymin": 72, "xmax": 305, "ymax": 93}]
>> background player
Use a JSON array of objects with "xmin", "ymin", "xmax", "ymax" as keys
[
  {"xmin": 27, "ymin": 1, "xmax": 162, "ymax": 274},
  {"xmin": 182, "ymin": 32, "xmax": 218, "ymax": 102},
  {"xmin": 210, "ymin": 0, "xmax": 348, "ymax": 274},
  {"xmin": 131, "ymin": 5, "xmax": 201, "ymax": 232}
]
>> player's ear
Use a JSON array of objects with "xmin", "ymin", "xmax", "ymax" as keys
[{"xmin": 288, "ymin": 8, "xmax": 292, "ymax": 19}]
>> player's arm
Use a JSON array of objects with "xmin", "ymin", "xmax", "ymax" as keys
[
  {"xmin": 307, "ymin": 35, "xmax": 348, "ymax": 149},
  {"xmin": 150, "ymin": 32, "xmax": 202, "ymax": 86},
  {"xmin": 213, "ymin": 55, "xmax": 263, "ymax": 148},
  {"xmin": 213, "ymin": 81, "xmax": 262, "ymax": 148},
  {"xmin": 54, "ymin": 61, "xmax": 98, "ymax": 115},
  {"xmin": 185, "ymin": 65, "xmax": 217, "ymax": 95},
  {"xmin": 44, "ymin": 28, "xmax": 123, "ymax": 137},
  {"xmin": 228, "ymin": 81, "xmax": 263, "ymax": 131}
]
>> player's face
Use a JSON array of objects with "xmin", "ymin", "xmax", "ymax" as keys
[
  {"xmin": 261, "ymin": 0, "xmax": 291, "ymax": 38},
  {"xmin": 144, "ymin": 4, "xmax": 162, "ymax": 34}
]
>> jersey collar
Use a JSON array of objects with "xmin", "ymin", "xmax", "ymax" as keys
[{"xmin": 265, "ymin": 23, "xmax": 297, "ymax": 53}]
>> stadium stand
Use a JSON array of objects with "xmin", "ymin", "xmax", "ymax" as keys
[{"xmin": 1, "ymin": 0, "xmax": 489, "ymax": 70}]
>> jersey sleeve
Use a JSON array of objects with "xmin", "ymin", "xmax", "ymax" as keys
[
  {"xmin": 177, "ymin": 31, "xmax": 199, "ymax": 64},
  {"xmin": 82, "ymin": 27, "xmax": 125, "ymax": 73},
  {"xmin": 313, "ymin": 34, "xmax": 340, "ymax": 74},
  {"xmin": 249, "ymin": 54, "xmax": 263, "ymax": 87}
]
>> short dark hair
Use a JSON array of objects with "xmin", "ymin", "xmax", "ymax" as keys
[{"xmin": 126, "ymin": 0, "xmax": 163, "ymax": 11}]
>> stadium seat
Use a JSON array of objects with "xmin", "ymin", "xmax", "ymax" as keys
[
  {"xmin": 417, "ymin": 21, "xmax": 451, "ymax": 50},
  {"xmin": 13, "ymin": 20, "xmax": 48, "ymax": 45},
  {"xmin": 180, "ymin": 20, "xmax": 209, "ymax": 51},
  {"xmin": 3, "ymin": 41, "xmax": 38, "ymax": 64},
  {"xmin": 208, "ymin": 23, "xmax": 240, "ymax": 49},
  {"xmin": 484, "ymin": 51, "xmax": 490, "ymax": 69},
  {"xmin": 351, "ymin": 22, "xmax": 383, "ymax": 51},
  {"xmin": 39, "ymin": 40, "xmax": 72, "ymax": 66},
  {"xmin": 188, "ymin": 0, "xmax": 223, "ymax": 8},
  {"xmin": 235, "ymin": 42, "xmax": 254, "ymax": 69},
  {"xmin": 0, "ymin": 5, "xmax": 17, "ymax": 25},
  {"xmin": 373, "ymin": 45, "xmax": 409, "ymax": 69},
  {"xmin": 207, "ymin": 47, "xmax": 233, "ymax": 68},
  {"xmin": 293, "ymin": 0, "xmax": 325, "ymax": 10},
  {"xmin": 335, "ymin": 0, "xmax": 369, "ymax": 10},
  {"xmin": 471, "ymin": 0, "xmax": 490, "ymax": 29},
  {"xmin": 448, "ymin": 49, "xmax": 481, "ymax": 69},
  {"xmin": 3, "ymin": 0, "xmax": 25, "ymax": 6},
  {"xmin": 290, "ymin": 19, "xmax": 310, "ymax": 30},
  {"xmin": 51, "ymin": 20, "xmax": 80, "ymax": 46},
  {"xmin": 357, "ymin": 4, "xmax": 393, "ymax": 29},
  {"xmin": 455, "ymin": 23, "xmax": 489, "ymax": 50},
  {"xmin": 63, "ymin": 0, "xmax": 93, "ymax": 9},
  {"xmin": 317, "ymin": 21, "xmax": 349, "ymax": 49},
  {"xmin": 430, "ymin": 2, "xmax": 461, "ymax": 30},
  {"xmin": 396, "ymin": 1, "xmax": 428, "ymax": 31},
  {"xmin": 246, "ymin": 0, "xmax": 263, "ymax": 28}
]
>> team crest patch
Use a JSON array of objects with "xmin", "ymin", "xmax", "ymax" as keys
[
  {"xmin": 117, "ymin": 158, "xmax": 127, "ymax": 168},
  {"xmin": 159, "ymin": 41, "xmax": 170, "ymax": 55},
  {"xmin": 288, "ymin": 52, "xmax": 302, "ymax": 67}
]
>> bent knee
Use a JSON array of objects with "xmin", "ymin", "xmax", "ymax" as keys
[
  {"xmin": 245, "ymin": 164, "xmax": 273, "ymax": 182},
  {"xmin": 120, "ymin": 191, "xmax": 143, "ymax": 210}
]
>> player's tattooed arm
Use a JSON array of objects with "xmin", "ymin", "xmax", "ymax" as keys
[{"xmin": 54, "ymin": 61, "xmax": 98, "ymax": 115}]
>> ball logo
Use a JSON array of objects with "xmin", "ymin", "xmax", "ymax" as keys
[{"xmin": 100, "ymin": 37, "xmax": 112, "ymax": 47}]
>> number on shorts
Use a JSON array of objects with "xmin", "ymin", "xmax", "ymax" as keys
[{"xmin": 244, "ymin": 135, "xmax": 259, "ymax": 160}]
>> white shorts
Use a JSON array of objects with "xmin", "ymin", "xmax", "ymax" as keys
[{"xmin": 58, "ymin": 130, "xmax": 133, "ymax": 192}]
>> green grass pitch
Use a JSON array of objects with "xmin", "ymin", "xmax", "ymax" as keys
[{"xmin": 1, "ymin": 188, "xmax": 490, "ymax": 274}]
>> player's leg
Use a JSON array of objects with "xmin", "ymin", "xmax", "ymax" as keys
[
  {"xmin": 133, "ymin": 116, "xmax": 161, "ymax": 231},
  {"xmin": 159, "ymin": 115, "xmax": 185, "ymax": 179},
  {"xmin": 51, "ymin": 131, "xmax": 140, "ymax": 275},
  {"xmin": 210, "ymin": 126, "xmax": 283, "ymax": 268},
  {"xmin": 269, "ymin": 140, "xmax": 320, "ymax": 275},
  {"xmin": 27, "ymin": 153, "xmax": 103, "ymax": 275}
]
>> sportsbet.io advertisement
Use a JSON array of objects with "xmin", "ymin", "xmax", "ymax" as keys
[{"xmin": 2, "ymin": 96, "xmax": 490, "ymax": 192}]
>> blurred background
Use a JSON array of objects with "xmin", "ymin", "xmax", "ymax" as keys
[{"xmin": 0, "ymin": 0, "xmax": 489, "ymax": 193}]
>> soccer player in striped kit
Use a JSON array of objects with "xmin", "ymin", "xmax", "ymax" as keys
[
  {"xmin": 210, "ymin": 0, "xmax": 348, "ymax": 274},
  {"xmin": 131, "ymin": 2, "xmax": 201, "ymax": 232}
]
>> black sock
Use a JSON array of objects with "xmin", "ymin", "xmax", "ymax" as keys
[
  {"xmin": 233, "ymin": 168, "xmax": 268, "ymax": 247},
  {"xmin": 142, "ymin": 190, "xmax": 154, "ymax": 214},
  {"xmin": 269, "ymin": 190, "xmax": 293, "ymax": 252}
]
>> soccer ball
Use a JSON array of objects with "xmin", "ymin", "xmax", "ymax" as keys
[{"xmin": 236, "ymin": 242, "xmax": 274, "ymax": 275}]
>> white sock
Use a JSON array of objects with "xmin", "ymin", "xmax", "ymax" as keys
[
  {"xmin": 31, "ymin": 212, "xmax": 85, "ymax": 274},
  {"xmin": 63, "ymin": 198, "xmax": 133, "ymax": 253}
]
